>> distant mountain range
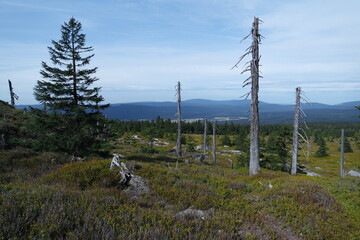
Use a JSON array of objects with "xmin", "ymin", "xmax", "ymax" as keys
[
  {"xmin": 18, "ymin": 99, "xmax": 360, "ymax": 124},
  {"xmin": 102, "ymin": 99, "xmax": 360, "ymax": 124}
]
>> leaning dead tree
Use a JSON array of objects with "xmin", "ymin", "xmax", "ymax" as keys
[
  {"xmin": 8, "ymin": 79, "xmax": 19, "ymax": 107},
  {"xmin": 291, "ymin": 87, "xmax": 310, "ymax": 175},
  {"xmin": 232, "ymin": 17, "xmax": 263, "ymax": 175},
  {"xmin": 176, "ymin": 82, "xmax": 182, "ymax": 159},
  {"xmin": 212, "ymin": 121, "xmax": 216, "ymax": 163},
  {"xmin": 340, "ymin": 129, "xmax": 345, "ymax": 177}
]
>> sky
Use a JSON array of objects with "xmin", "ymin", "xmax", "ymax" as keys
[{"xmin": 0, "ymin": 0, "xmax": 359, "ymax": 105}]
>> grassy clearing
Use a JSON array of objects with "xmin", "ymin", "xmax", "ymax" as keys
[{"xmin": 302, "ymin": 139, "xmax": 360, "ymax": 177}]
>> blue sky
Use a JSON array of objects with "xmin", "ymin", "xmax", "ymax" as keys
[{"xmin": 0, "ymin": 0, "xmax": 359, "ymax": 105}]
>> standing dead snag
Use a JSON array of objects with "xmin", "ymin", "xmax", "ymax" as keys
[
  {"xmin": 212, "ymin": 121, "xmax": 216, "ymax": 163},
  {"xmin": 8, "ymin": 79, "xmax": 19, "ymax": 107},
  {"xmin": 291, "ymin": 87, "xmax": 310, "ymax": 175},
  {"xmin": 340, "ymin": 129, "xmax": 345, "ymax": 177},
  {"xmin": 202, "ymin": 119, "xmax": 207, "ymax": 161},
  {"xmin": 176, "ymin": 82, "xmax": 182, "ymax": 159},
  {"xmin": 232, "ymin": 17, "xmax": 263, "ymax": 175},
  {"xmin": 291, "ymin": 87, "xmax": 301, "ymax": 175}
]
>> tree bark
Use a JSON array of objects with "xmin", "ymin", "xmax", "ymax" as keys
[
  {"xmin": 291, "ymin": 87, "xmax": 301, "ymax": 175},
  {"xmin": 212, "ymin": 121, "xmax": 216, "ymax": 163},
  {"xmin": 249, "ymin": 17, "xmax": 260, "ymax": 176},
  {"xmin": 203, "ymin": 119, "xmax": 207, "ymax": 160},
  {"xmin": 8, "ymin": 80, "xmax": 15, "ymax": 107},
  {"xmin": 340, "ymin": 129, "xmax": 345, "ymax": 177},
  {"xmin": 176, "ymin": 82, "xmax": 182, "ymax": 159}
]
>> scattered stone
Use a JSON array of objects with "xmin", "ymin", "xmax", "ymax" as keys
[
  {"xmin": 223, "ymin": 150, "xmax": 241, "ymax": 154},
  {"xmin": 132, "ymin": 135, "xmax": 142, "ymax": 140},
  {"xmin": 125, "ymin": 175, "xmax": 150, "ymax": 199},
  {"xmin": 307, "ymin": 171, "xmax": 321, "ymax": 177},
  {"xmin": 176, "ymin": 207, "xmax": 214, "ymax": 220},
  {"xmin": 314, "ymin": 167, "xmax": 322, "ymax": 170},
  {"xmin": 195, "ymin": 145, "xmax": 202, "ymax": 150},
  {"xmin": 348, "ymin": 170, "xmax": 360, "ymax": 177}
]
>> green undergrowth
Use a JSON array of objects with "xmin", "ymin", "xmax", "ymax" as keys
[{"xmin": 1, "ymin": 152, "xmax": 359, "ymax": 240}]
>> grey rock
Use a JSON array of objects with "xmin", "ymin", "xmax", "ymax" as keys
[{"xmin": 348, "ymin": 170, "xmax": 360, "ymax": 177}]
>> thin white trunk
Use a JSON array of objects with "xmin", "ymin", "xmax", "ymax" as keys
[
  {"xmin": 249, "ymin": 17, "xmax": 260, "ymax": 176},
  {"xmin": 340, "ymin": 129, "xmax": 345, "ymax": 177},
  {"xmin": 291, "ymin": 87, "xmax": 301, "ymax": 175},
  {"xmin": 203, "ymin": 119, "xmax": 207, "ymax": 158},
  {"xmin": 212, "ymin": 122, "xmax": 216, "ymax": 163},
  {"xmin": 176, "ymin": 82, "xmax": 182, "ymax": 159},
  {"xmin": 306, "ymin": 140, "xmax": 311, "ymax": 161}
]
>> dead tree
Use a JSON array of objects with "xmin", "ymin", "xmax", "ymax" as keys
[
  {"xmin": 340, "ymin": 129, "xmax": 345, "ymax": 177},
  {"xmin": 176, "ymin": 82, "xmax": 182, "ymax": 159},
  {"xmin": 8, "ymin": 79, "xmax": 19, "ymax": 107},
  {"xmin": 110, "ymin": 154, "xmax": 132, "ymax": 185},
  {"xmin": 212, "ymin": 121, "xmax": 216, "ymax": 163},
  {"xmin": 291, "ymin": 87, "xmax": 301, "ymax": 175},
  {"xmin": 232, "ymin": 17, "xmax": 263, "ymax": 175},
  {"xmin": 202, "ymin": 119, "xmax": 207, "ymax": 161},
  {"xmin": 291, "ymin": 87, "xmax": 310, "ymax": 175}
]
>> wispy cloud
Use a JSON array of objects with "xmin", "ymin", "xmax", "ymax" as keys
[{"xmin": 0, "ymin": 0, "xmax": 74, "ymax": 13}]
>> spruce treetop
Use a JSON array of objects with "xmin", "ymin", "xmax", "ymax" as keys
[{"xmin": 34, "ymin": 17, "xmax": 107, "ymax": 112}]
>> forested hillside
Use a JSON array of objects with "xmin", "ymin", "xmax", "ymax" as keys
[
  {"xmin": 1, "ymin": 101, "xmax": 360, "ymax": 239},
  {"xmin": 18, "ymin": 100, "xmax": 360, "ymax": 123}
]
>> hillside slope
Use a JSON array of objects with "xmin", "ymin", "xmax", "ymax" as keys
[
  {"xmin": 2, "ymin": 101, "xmax": 359, "ymax": 239},
  {"xmin": 1, "ymin": 138, "xmax": 359, "ymax": 239}
]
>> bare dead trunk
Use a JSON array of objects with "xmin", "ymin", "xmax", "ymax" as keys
[
  {"xmin": 249, "ymin": 17, "xmax": 260, "ymax": 176},
  {"xmin": 212, "ymin": 121, "xmax": 216, "ymax": 163},
  {"xmin": 8, "ymin": 79, "xmax": 15, "ymax": 107},
  {"xmin": 340, "ymin": 129, "xmax": 345, "ymax": 177},
  {"xmin": 176, "ymin": 82, "xmax": 182, "ymax": 159},
  {"xmin": 203, "ymin": 119, "xmax": 207, "ymax": 160},
  {"xmin": 306, "ymin": 140, "xmax": 311, "ymax": 161},
  {"xmin": 291, "ymin": 87, "xmax": 301, "ymax": 175}
]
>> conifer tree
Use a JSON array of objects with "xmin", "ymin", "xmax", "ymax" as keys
[
  {"xmin": 315, "ymin": 137, "xmax": 329, "ymax": 157},
  {"xmin": 34, "ymin": 17, "xmax": 107, "ymax": 112},
  {"xmin": 343, "ymin": 137, "xmax": 353, "ymax": 153},
  {"xmin": 31, "ymin": 17, "xmax": 109, "ymax": 156}
]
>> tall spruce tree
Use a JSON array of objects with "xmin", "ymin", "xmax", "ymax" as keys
[{"xmin": 32, "ymin": 17, "xmax": 109, "ymax": 156}]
